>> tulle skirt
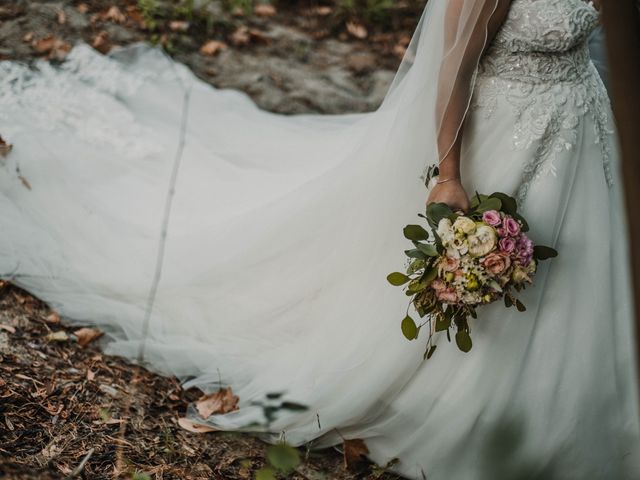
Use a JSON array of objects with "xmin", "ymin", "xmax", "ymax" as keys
[{"xmin": 1, "ymin": 44, "xmax": 638, "ymax": 479}]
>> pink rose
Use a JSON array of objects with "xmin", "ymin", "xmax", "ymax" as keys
[
  {"xmin": 431, "ymin": 278, "xmax": 447, "ymax": 292},
  {"xmin": 440, "ymin": 256, "xmax": 460, "ymax": 272},
  {"xmin": 436, "ymin": 288, "xmax": 458, "ymax": 304},
  {"xmin": 482, "ymin": 252, "xmax": 512, "ymax": 275},
  {"xmin": 503, "ymin": 217, "xmax": 521, "ymax": 236},
  {"xmin": 499, "ymin": 237, "xmax": 517, "ymax": 254},
  {"xmin": 497, "ymin": 227, "xmax": 507, "ymax": 237},
  {"xmin": 482, "ymin": 210, "xmax": 502, "ymax": 227}
]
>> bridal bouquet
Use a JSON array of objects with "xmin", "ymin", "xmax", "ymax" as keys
[{"xmin": 387, "ymin": 187, "xmax": 557, "ymax": 358}]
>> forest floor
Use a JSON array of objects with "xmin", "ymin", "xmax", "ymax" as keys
[{"xmin": 0, "ymin": 1, "xmax": 423, "ymax": 479}]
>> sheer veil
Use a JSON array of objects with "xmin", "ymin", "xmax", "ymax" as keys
[{"xmin": 380, "ymin": 0, "xmax": 502, "ymax": 168}]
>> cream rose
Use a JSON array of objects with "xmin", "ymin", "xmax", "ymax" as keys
[
  {"xmin": 512, "ymin": 265, "xmax": 532, "ymax": 284},
  {"xmin": 453, "ymin": 216, "xmax": 476, "ymax": 234},
  {"xmin": 467, "ymin": 225, "xmax": 497, "ymax": 257}
]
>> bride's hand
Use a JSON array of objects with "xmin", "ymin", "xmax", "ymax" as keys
[{"xmin": 426, "ymin": 179, "xmax": 470, "ymax": 212}]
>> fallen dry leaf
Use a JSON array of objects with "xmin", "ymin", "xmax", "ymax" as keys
[
  {"xmin": 92, "ymin": 31, "xmax": 111, "ymax": 54},
  {"xmin": 346, "ymin": 21, "xmax": 368, "ymax": 40},
  {"xmin": 103, "ymin": 5, "xmax": 126, "ymax": 24},
  {"xmin": 125, "ymin": 5, "xmax": 145, "ymax": 26},
  {"xmin": 343, "ymin": 438, "xmax": 369, "ymax": 471},
  {"xmin": 0, "ymin": 324, "xmax": 16, "ymax": 334},
  {"xmin": 46, "ymin": 312, "xmax": 61, "ymax": 324},
  {"xmin": 178, "ymin": 417, "xmax": 217, "ymax": 433},
  {"xmin": 73, "ymin": 327, "xmax": 103, "ymax": 347},
  {"xmin": 57, "ymin": 9, "xmax": 66, "ymax": 25},
  {"xmin": 86, "ymin": 369, "xmax": 96, "ymax": 381},
  {"xmin": 169, "ymin": 20, "xmax": 189, "ymax": 32},
  {"xmin": 393, "ymin": 43, "xmax": 407, "ymax": 58},
  {"xmin": 314, "ymin": 6, "xmax": 333, "ymax": 15},
  {"xmin": 254, "ymin": 3, "xmax": 276, "ymax": 17},
  {"xmin": 46, "ymin": 331, "xmax": 69, "ymax": 342},
  {"xmin": 22, "ymin": 32, "xmax": 34, "ymax": 43},
  {"xmin": 31, "ymin": 36, "xmax": 71, "ymax": 60},
  {"xmin": 230, "ymin": 26, "xmax": 251, "ymax": 47},
  {"xmin": 200, "ymin": 40, "xmax": 227, "ymax": 56},
  {"xmin": 77, "ymin": 3, "xmax": 89, "ymax": 14},
  {"xmin": 0, "ymin": 135, "xmax": 12, "ymax": 157},
  {"xmin": 195, "ymin": 387, "xmax": 239, "ymax": 419}
]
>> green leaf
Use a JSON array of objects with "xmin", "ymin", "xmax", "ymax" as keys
[
  {"xmin": 426, "ymin": 202, "xmax": 455, "ymax": 226},
  {"xmin": 455, "ymin": 330, "xmax": 473, "ymax": 353},
  {"xmin": 416, "ymin": 243, "xmax": 439, "ymax": 257},
  {"xmin": 425, "ymin": 345, "xmax": 437, "ymax": 360},
  {"xmin": 533, "ymin": 245, "xmax": 558, "ymax": 260},
  {"xmin": 255, "ymin": 467, "xmax": 277, "ymax": 480},
  {"xmin": 435, "ymin": 314, "xmax": 451, "ymax": 332},
  {"xmin": 404, "ymin": 248, "xmax": 427, "ymax": 260},
  {"xmin": 266, "ymin": 444, "xmax": 300, "ymax": 473},
  {"xmin": 403, "ymin": 224, "xmax": 430, "ymax": 241},
  {"xmin": 489, "ymin": 192, "xmax": 518, "ymax": 215},
  {"xmin": 265, "ymin": 392, "xmax": 284, "ymax": 400},
  {"xmin": 401, "ymin": 315, "xmax": 419, "ymax": 340},
  {"xmin": 470, "ymin": 193, "xmax": 488, "ymax": 209},
  {"xmin": 515, "ymin": 300, "xmax": 527, "ymax": 312},
  {"xmin": 504, "ymin": 294, "xmax": 513, "ymax": 308},
  {"xmin": 474, "ymin": 197, "xmax": 502, "ymax": 214},
  {"xmin": 387, "ymin": 272, "xmax": 411, "ymax": 286},
  {"xmin": 421, "ymin": 266, "xmax": 438, "ymax": 285}
]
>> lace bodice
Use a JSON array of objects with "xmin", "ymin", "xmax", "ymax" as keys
[
  {"xmin": 472, "ymin": 0, "xmax": 612, "ymax": 203},
  {"xmin": 493, "ymin": 0, "xmax": 598, "ymax": 54}
]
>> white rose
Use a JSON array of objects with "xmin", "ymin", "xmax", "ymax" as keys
[
  {"xmin": 467, "ymin": 225, "xmax": 497, "ymax": 257},
  {"xmin": 453, "ymin": 216, "xmax": 476, "ymax": 235}
]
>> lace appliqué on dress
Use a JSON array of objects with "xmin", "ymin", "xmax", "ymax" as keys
[{"xmin": 470, "ymin": 0, "xmax": 613, "ymax": 204}]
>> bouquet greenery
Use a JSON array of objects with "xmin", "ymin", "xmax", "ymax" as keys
[{"xmin": 388, "ymin": 179, "xmax": 557, "ymax": 359}]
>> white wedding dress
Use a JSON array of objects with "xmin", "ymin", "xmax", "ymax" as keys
[{"xmin": 1, "ymin": 0, "xmax": 639, "ymax": 478}]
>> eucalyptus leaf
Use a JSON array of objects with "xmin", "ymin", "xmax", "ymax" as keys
[
  {"xmin": 401, "ymin": 315, "xmax": 419, "ymax": 340},
  {"xmin": 266, "ymin": 444, "xmax": 300, "ymax": 472},
  {"xmin": 417, "ymin": 243, "xmax": 439, "ymax": 257},
  {"xmin": 435, "ymin": 314, "xmax": 451, "ymax": 332},
  {"xmin": 470, "ymin": 193, "xmax": 488, "ymax": 209},
  {"xmin": 475, "ymin": 197, "xmax": 502, "ymax": 214},
  {"xmin": 533, "ymin": 245, "xmax": 558, "ymax": 260},
  {"xmin": 455, "ymin": 330, "xmax": 473, "ymax": 353},
  {"xmin": 404, "ymin": 224, "xmax": 430, "ymax": 241},
  {"xmin": 387, "ymin": 272, "xmax": 411, "ymax": 286},
  {"xmin": 504, "ymin": 294, "xmax": 513, "ymax": 308},
  {"xmin": 489, "ymin": 192, "xmax": 518, "ymax": 215},
  {"xmin": 404, "ymin": 248, "xmax": 427, "ymax": 260},
  {"xmin": 515, "ymin": 300, "xmax": 527, "ymax": 312},
  {"xmin": 421, "ymin": 266, "xmax": 438, "ymax": 285},
  {"xmin": 426, "ymin": 202, "xmax": 455, "ymax": 227}
]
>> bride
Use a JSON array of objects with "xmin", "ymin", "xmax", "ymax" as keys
[{"xmin": 1, "ymin": 0, "xmax": 638, "ymax": 478}]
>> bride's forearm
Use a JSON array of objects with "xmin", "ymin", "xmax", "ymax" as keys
[{"xmin": 437, "ymin": 132, "xmax": 463, "ymax": 181}]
